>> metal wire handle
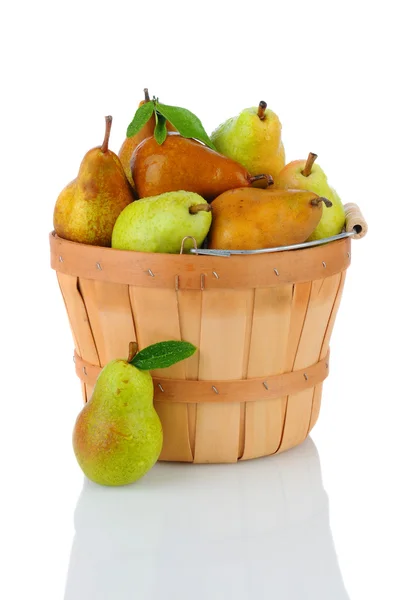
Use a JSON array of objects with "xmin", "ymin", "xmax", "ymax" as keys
[
  {"xmin": 189, "ymin": 230, "xmax": 356, "ymax": 257},
  {"xmin": 180, "ymin": 235, "xmax": 198, "ymax": 254}
]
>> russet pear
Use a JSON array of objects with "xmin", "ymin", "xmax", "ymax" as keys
[
  {"xmin": 130, "ymin": 132, "xmax": 273, "ymax": 201},
  {"xmin": 118, "ymin": 89, "xmax": 176, "ymax": 189}
]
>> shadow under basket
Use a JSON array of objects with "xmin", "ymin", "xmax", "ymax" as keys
[{"xmin": 50, "ymin": 202, "xmax": 367, "ymax": 463}]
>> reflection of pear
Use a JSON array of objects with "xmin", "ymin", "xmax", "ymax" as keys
[
  {"xmin": 53, "ymin": 116, "xmax": 134, "ymax": 247},
  {"xmin": 72, "ymin": 348, "xmax": 162, "ymax": 486},
  {"xmin": 274, "ymin": 152, "xmax": 346, "ymax": 240},
  {"xmin": 65, "ymin": 438, "xmax": 350, "ymax": 600},
  {"xmin": 211, "ymin": 100, "xmax": 286, "ymax": 182}
]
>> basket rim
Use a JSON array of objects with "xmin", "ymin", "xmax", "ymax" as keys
[
  {"xmin": 49, "ymin": 229, "xmax": 351, "ymax": 259},
  {"xmin": 49, "ymin": 231, "xmax": 351, "ymax": 290}
]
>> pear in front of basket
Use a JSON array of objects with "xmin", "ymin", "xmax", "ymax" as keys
[{"xmin": 73, "ymin": 341, "xmax": 196, "ymax": 486}]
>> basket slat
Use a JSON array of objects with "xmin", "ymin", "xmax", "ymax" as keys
[
  {"xmin": 241, "ymin": 285, "xmax": 293, "ymax": 460},
  {"xmin": 285, "ymin": 282, "xmax": 313, "ymax": 369},
  {"xmin": 308, "ymin": 270, "xmax": 347, "ymax": 432},
  {"xmin": 176, "ymin": 289, "xmax": 202, "ymax": 457},
  {"xmin": 239, "ymin": 301, "xmax": 254, "ymax": 458},
  {"xmin": 57, "ymin": 273, "xmax": 100, "ymax": 402},
  {"xmin": 78, "ymin": 280, "xmax": 137, "ymax": 366},
  {"xmin": 194, "ymin": 289, "xmax": 254, "ymax": 463},
  {"xmin": 278, "ymin": 273, "xmax": 342, "ymax": 452},
  {"xmin": 273, "ymin": 281, "xmax": 313, "ymax": 453},
  {"xmin": 129, "ymin": 286, "xmax": 193, "ymax": 462}
]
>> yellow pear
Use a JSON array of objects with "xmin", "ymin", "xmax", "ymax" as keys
[
  {"xmin": 54, "ymin": 116, "xmax": 134, "ymax": 247},
  {"xmin": 208, "ymin": 188, "xmax": 332, "ymax": 250}
]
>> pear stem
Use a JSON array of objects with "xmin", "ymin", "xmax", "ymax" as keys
[
  {"xmin": 189, "ymin": 203, "xmax": 212, "ymax": 214},
  {"xmin": 249, "ymin": 174, "xmax": 274, "ymax": 187},
  {"xmin": 302, "ymin": 152, "xmax": 318, "ymax": 177},
  {"xmin": 257, "ymin": 101, "xmax": 267, "ymax": 120},
  {"xmin": 144, "ymin": 88, "xmax": 150, "ymax": 102},
  {"xmin": 311, "ymin": 197, "xmax": 333, "ymax": 208},
  {"xmin": 101, "ymin": 116, "xmax": 112, "ymax": 153},
  {"xmin": 127, "ymin": 341, "xmax": 139, "ymax": 363}
]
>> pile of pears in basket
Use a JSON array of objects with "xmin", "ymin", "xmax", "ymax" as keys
[{"xmin": 53, "ymin": 89, "xmax": 346, "ymax": 254}]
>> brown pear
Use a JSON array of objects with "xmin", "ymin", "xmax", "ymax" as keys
[
  {"xmin": 208, "ymin": 188, "xmax": 332, "ymax": 250},
  {"xmin": 54, "ymin": 116, "xmax": 134, "ymax": 247},
  {"xmin": 118, "ymin": 89, "xmax": 176, "ymax": 188},
  {"xmin": 131, "ymin": 133, "xmax": 273, "ymax": 201}
]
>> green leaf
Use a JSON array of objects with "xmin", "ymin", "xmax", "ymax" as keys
[
  {"xmin": 131, "ymin": 341, "xmax": 197, "ymax": 370},
  {"xmin": 156, "ymin": 103, "xmax": 216, "ymax": 150},
  {"xmin": 126, "ymin": 101, "xmax": 154, "ymax": 138},
  {"xmin": 154, "ymin": 112, "xmax": 167, "ymax": 145}
]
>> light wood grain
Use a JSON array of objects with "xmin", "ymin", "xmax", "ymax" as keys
[
  {"xmin": 278, "ymin": 273, "xmax": 342, "ymax": 452},
  {"xmin": 241, "ymin": 285, "xmax": 293, "ymax": 460},
  {"xmin": 78, "ymin": 280, "xmax": 137, "ymax": 366},
  {"xmin": 57, "ymin": 273, "xmax": 100, "ymax": 403},
  {"xmin": 194, "ymin": 289, "xmax": 254, "ymax": 463},
  {"xmin": 263, "ymin": 281, "xmax": 312, "ymax": 453},
  {"xmin": 308, "ymin": 270, "xmax": 347, "ymax": 432},
  {"xmin": 285, "ymin": 282, "xmax": 313, "ymax": 370},
  {"xmin": 239, "ymin": 292, "xmax": 254, "ymax": 458},
  {"xmin": 344, "ymin": 202, "xmax": 368, "ymax": 239},
  {"xmin": 129, "ymin": 286, "xmax": 193, "ymax": 462},
  {"xmin": 176, "ymin": 289, "xmax": 202, "ymax": 457}
]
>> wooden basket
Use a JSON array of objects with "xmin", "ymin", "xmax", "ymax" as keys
[{"xmin": 50, "ymin": 203, "xmax": 367, "ymax": 463}]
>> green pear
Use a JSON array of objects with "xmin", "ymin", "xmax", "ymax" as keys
[
  {"xmin": 211, "ymin": 101, "xmax": 286, "ymax": 181},
  {"xmin": 54, "ymin": 116, "xmax": 134, "ymax": 247},
  {"xmin": 73, "ymin": 346, "xmax": 161, "ymax": 486},
  {"xmin": 112, "ymin": 191, "xmax": 212, "ymax": 253},
  {"xmin": 274, "ymin": 152, "xmax": 346, "ymax": 240},
  {"xmin": 73, "ymin": 341, "xmax": 197, "ymax": 486}
]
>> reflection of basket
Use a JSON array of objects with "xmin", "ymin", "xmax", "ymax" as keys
[{"xmin": 50, "ymin": 203, "xmax": 367, "ymax": 463}]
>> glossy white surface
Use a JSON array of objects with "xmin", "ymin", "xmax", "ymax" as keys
[
  {"xmin": 64, "ymin": 439, "xmax": 349, "ymax": 600},
  {"xmin": 2, "ymin": 1, "xmax": 397, "ymax": 598}
]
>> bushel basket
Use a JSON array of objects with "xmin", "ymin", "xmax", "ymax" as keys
[{"xmin": 50, "ymin": 202, "xmax": 367, "ymax": 463}]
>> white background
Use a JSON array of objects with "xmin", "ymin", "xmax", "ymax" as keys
[{"xmin": 1, "ymin": 1, "xmax": 397, "ymax": 599}]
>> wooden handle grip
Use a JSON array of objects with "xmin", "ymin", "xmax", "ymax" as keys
[{"xmin": 344, "ymin": 203, "xmax": 368, "ymax": 240}]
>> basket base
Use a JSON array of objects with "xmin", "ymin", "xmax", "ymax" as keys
[{"xmin": 156, "ymin": 388, "xmax": 321, "ymax": 464}]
